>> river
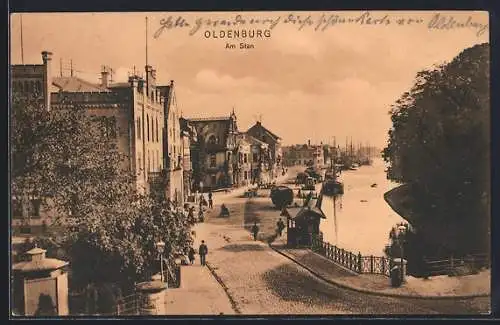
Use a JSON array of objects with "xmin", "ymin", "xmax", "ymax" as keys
[{"xmin": 319, "ymin": 158, "xmax": 406, "ymax": 257}]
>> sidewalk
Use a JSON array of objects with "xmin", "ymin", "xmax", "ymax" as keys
[
  {"xmin": 270, "ymin": 236, "xmax": 491, "ymax": 299},
  {"xmin": 164, "ymin": 264, "xmax": 236, "ymax": 315},
  {"xmin": 208, "ymin": 172, "xmax": 292, "ymax": 202}
]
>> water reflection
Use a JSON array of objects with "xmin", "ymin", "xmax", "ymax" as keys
[{"xmin": 319, "ymin": 158, "xmax": 405, "ymax": 256}]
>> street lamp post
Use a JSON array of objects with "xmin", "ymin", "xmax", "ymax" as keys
[
  {"xmin": 155, "ymin": 240, "xmax": 165, "ymax": 283},
  {"xmin": 397, "ymin": 225, "xmax": 406, "ymax": 283}
]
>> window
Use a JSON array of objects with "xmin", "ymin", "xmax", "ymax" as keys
[
  {"xmin": 244, "ymin": 154, "xmax": 248, "ymax": 163},
  {"xmin": 208, "ymin": 135, "xmax": 216, "ymax": 145},
  {"xmin": 35, "ymin": 81, "xmax": 42, "ymax": 94},
  {"xmin": 244, "ymin": 171, "xmax": 248, "ymax": 180},
  {"xmin": 148, "ymin": 151, "xmax": 151, "ymax": 172},
  {"xmin": 137, "ymin": 118, "xmax": 141, "ymax": 139},
  {"xmin": 31, "ymin": 199, "xmax": 41, "ymax": 217},
  {"xmin": 253, "ymin": 153, "xmax": 259, "ymax": 163},
  {"xmin": 178, "ymin": 155, "xmax": 182, "ymax": 168},
  {"xmin": 156, "ymin": 118, "xmax": 159, "ymax": 142},
  {"xmin": 151, "ymin": 116, "xmax": 154, "ymax": 142},
  {"xmin": 211, "ymin": 175, "xmax": 217, "ymax": 185},
  {"xmin": 147, "ymin": 114, "xmax": 150, "ymax": 141},
  {"xmin": 209, "ymin": 154, "xmax": 216, "ymax": 168}
]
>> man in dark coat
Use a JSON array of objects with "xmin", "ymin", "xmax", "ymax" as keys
[
  {"xmin": 276, "ymin": 218, "xmax": 285, "ymax": 237},
  {"xmin": 199, "ymin": 240, "xmax": 208, "ymax": 266},
  {"xmin": 251, "ymin": 222, "xmax": 260, "ymax": 241}
]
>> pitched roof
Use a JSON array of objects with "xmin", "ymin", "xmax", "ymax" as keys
[
  {"xmin": 248, "ymin": 122, "xmax": 281, "ymax": 140},
  {"xmin": 186, "ymin": 116, "xmax": 231, "ymax": 122},
  {"xmin": 52, "ymin": 76, "xmax": 109, "ymax": 93},
  {"xmin": 108, "ymin": 82, "xmax": 130, "ymax": 88},
  {"xmin": 241, "ymin": 133, "xmax": 268, "ymax": 147}
]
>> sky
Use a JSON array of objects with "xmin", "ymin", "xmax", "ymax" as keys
[{"xmin": 10, "ymin": 11, "xmax": 489, "ymax": 148}]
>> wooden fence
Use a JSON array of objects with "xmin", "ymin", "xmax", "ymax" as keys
[{"xmin": 311, "ymin": 237, "xmax": 392, "ymax": 277}]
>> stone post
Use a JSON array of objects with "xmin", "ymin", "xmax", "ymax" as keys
[
  {"xmin": 392, "ymin": 258, "xmax": 408, "ymax": 282},
  {"xmin": 135, "ymin": 281, "xmax": 167, "ymax": 315}
]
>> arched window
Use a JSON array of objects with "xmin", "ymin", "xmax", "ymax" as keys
[
  {"xmin": 146, "ymin": 114, "xmax": 150, "ymax": 141},
  {"xmin": 208, "ymin": 135, "xmax": 217, "ymax": 145}
]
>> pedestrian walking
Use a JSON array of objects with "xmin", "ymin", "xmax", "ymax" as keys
[
  {"xmin": 251, "ymin": 222, "xmax": 260, "ymax": 241},
  {"xmin": 208, "ymin": 197, "xmax": 213, "ymax": 209},
  {"xmin": 188, "ymin": 247, "xmax": 196, "ymax": 265},
  {"xmin": 276, "ymin": 218, "xmax": 285, "ymax": 237},
  {"xmin": 198, "ymin": 240, "xmax": 208, "ymax": 266},
  {"xmin": 198, "ymin": 208, "xmax": 204, "ymax": 223}
]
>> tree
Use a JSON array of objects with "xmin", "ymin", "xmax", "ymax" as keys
[
  {"xmin": 67, "ymin": 196, "xmax": 196, "ymax": 291},
  {"xmin": 11, "ymin": 91, "xmax": 197, "ymax": 294},
  {"xmin": 11, "ymin": 91, "xmax": 135, "ymax": 229},
  {"xmin": 382, "ymin": 43, "xmax": 490, "ymax": 256}
]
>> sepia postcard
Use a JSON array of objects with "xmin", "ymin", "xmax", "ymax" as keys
[{"xmin": 9, "ymin": 11, "xmax": 491, "ymax": 317}]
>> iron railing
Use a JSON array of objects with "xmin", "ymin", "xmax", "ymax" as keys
[{"xmin": 311, "ymin": 237, "xmax": 392, "ymax": 277}]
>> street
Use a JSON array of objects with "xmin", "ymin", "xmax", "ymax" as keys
[{"xmin": 191, "ymin": 172, "xmax": 490, "ymax": 315}]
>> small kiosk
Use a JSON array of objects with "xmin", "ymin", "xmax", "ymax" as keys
[
  {"xmin": 12, "ymin": 245, "xmax": 69, "ymax": 316},
  {"xmin": 286, "ymin": 196, "xmax": 326, "ymax": 248}
]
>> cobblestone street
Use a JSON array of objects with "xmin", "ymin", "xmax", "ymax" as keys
[{"xmin": 189, "ymin": 178, "xmax": 490, "ymax": 315}]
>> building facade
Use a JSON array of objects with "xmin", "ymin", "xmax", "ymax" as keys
[
  {"xmin": 187, "ymin": 111, "xmax": 239, "ymax": 191},
  {"xmin": 283, "ymin": 141, "xmax": 325, "ymax": 168},
  {"xmin": 11, "ymin": 51, "xmax": 191, "ymax": 228},
  {"xmin": 237, "ymin": 133, "xmax": 272, "ymax": 185},
  {"xmin": 245, "ymin": 121, "xmax": 283, "ymax": 179},
  {"xmin": 180, "ymin": 118, "xmax": 197, "ymax": 201}
]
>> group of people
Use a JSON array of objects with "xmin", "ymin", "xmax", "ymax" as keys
[
  {"xmin": 185, "ymin": 240, "xmax": 209, "ymax": 266},
  {"xmin": 250, "ymin": 218, "xmax": 286, "ymax": 241},
  {"xmin": 197, "ymin": 191, "xmax": 214, "ymax": 209}
]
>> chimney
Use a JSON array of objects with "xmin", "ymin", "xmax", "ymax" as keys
[
  {"xmin": 308, "ymin": 139, "xmax": 311, "ymax": 147},
  {"xmin": 41, "ymin": 51, "xmax": 53, "ymax": 111},
  {"xmin": 101, "ymin": 67, "xmax": 109, "ymax": 88},
  {"xmin": 128, "ymin": 75, "xmax": 139, "ymax": 88},
  {"xmin": 170, "ymin": 80, "xmax": 174, "ymax": 87}
]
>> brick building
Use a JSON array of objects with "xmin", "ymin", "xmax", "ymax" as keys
[{"xmin": 11, "ymin": 50, "xmax": 191, "ymax": 228}]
